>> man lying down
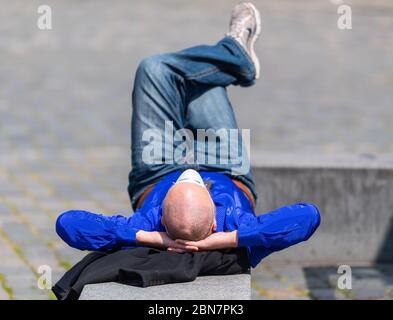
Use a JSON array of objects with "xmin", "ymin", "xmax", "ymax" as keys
[{"xmin": 54, "ymin": 3, "xmax": 320, "ymax": 298}]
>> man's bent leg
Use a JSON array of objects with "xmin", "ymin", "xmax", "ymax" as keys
[
  {"xmin": 185, "ymin": 86, "xmax": 256, "ymax": 201},
  {"xmin": 128, "ymin": 37, "xmax": 256, "ymax": 209}
]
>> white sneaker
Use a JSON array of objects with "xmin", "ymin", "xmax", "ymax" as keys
[{"xmin": 226, "ymin": 2, "xmax": 261, "ymax": 79}]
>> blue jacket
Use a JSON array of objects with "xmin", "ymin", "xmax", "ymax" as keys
[{"xmin": 56, "ymin": 171, "xmax": 320, "ymax": 268}]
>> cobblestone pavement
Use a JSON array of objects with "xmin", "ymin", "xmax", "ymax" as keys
[
  {"xmin": 1, "ymin": 0, "xmax": 393, "ymax": 299},
  {"xmin": 252, "ymin": 262, "xmax": 393, "ymax": 300}
]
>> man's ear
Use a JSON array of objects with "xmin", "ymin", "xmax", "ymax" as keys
[{"xmin": 212, "ymin": 219, "xmax": 217, "ymax": 232}]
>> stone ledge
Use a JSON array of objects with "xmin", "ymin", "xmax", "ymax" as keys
[
  {"xmin": 79, "ymin": 273, "xmax": 251, "ymax": 300},
  {"xmin": 252, "ymin": 162, "xmax": 393, "ymax": 263},
  {"xmin": 251, "ymin": 152, "xmax": 393, "ymax": 169}
]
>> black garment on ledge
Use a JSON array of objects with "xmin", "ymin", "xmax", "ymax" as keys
[{"xmin": 52, "ymin": 247, "xmax": 250, "ymax": 300}]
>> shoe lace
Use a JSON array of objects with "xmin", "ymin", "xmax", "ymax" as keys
[{"xmin": 228, "ymin": 14, "xmax": 251, "ymax": 40}]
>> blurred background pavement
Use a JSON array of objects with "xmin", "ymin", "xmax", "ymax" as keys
[{"xmin": 0, "ymin": 0, "xmax": 393, "ymax": 299}]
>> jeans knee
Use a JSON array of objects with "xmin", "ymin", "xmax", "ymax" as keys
[{"xmin": 137, "ymin": 54, "xmax": 167, "ymax": 78}]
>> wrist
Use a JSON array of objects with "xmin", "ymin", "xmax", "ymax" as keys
[
  {"xmin": 136, "ymin": 230, "xmax": 150, "ymax": 245},
  {"xmin": 229, "ymin": 230, "xmax": 238, "ymax": 248}
]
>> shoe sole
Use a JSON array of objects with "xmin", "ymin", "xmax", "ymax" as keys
[{"xmin": 245, "ymin": 2, "xmax": 261, "ymax": 79}]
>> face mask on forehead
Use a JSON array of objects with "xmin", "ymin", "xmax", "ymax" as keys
[{"xmin": 175, "ymin": 169, "xmax": 206, "ymax": 189}]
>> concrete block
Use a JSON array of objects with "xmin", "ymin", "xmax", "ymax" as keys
[
  {"xmin": 251, "ymin": 153, "xmax": 393, "ymax": 263},
  {"xmin": 79, "ymin": 274, "xmax": 251, "ymax": 300}
]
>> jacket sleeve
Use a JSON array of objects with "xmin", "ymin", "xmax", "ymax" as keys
[
  {"xmin": 56, "ymin": 209, "xmax": 156, "ymax": 251},
  {"xmin": 237, "ymin": 203, "xmax": 320, "ymax": 252}
]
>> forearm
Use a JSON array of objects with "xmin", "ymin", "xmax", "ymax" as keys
[
  {"xmin": 225, "ymin": 230, "xmax": 238, "ymax": 248},
  {"xmin": 56, "ymin": 210, "xmax": 139, "ymax": 251},
  {"xmin": 176, "ymin": 231, "xmax": 238, "ymax": 251},
  {"xmin": 237, "ymin": 203, "xmax": 320, "ymax": 248},
  {"xmin": 136, "ymin": 230, "xmax": 176, "ymax": 250},
  {"xmin": 136, "ymin": 230, "xmax": 158, "ymax": 247}
]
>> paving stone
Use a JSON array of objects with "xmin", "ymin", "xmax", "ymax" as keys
[
  {"xmin": 0, "ymin": 202, "xmax": 13, "ymax": 215},
  {"xmin": 251, "ymin": 285, "xmax": 265, "ymax": 299},
  {"xmin": 253, "ymin": 278, "xmax": 299, "ymax": 290},
  {"xmin": 1, "ymin": 221, "xmax": 62, "ymax": 272},
  {"xmin": 309, "ymin": 288, "xmax": 347, "ymax": 300},
  {"xmin": 54, "ymin": 244, "xmax": 87, "ymax": 266},
  {"xmin": 353, "ymin": 278, "xmax": 385, "ymax": 290},
  {"xmin": 352, "ymin": 267, "xmax": 384, "ymax": 280},
  {"xmin": 35, "ymin": 227, "xmax": 60, "ymax": 243},
  {"xmin": 0, "ymin": 287, "xmax": 10, "ymax": 300},
  {"xmin": 11, "ymin": 288, "xmax": 49, "ymax": 300},
  {"xmin": 351, "ymin": 287, "xmax": 386, "ymax": 300},
  {"xmin": 0, "ymin": 237, "xmax": 46, "ymax": 299},
  {"xmin": 377, "ymin": 265, "xmax": 393, "ymax": 275},
  {"xmin": 2, "ymin": 222, "xmax": 41, "ymax": 246},
  {"xmin": 0, "ymin": 212, "xmax": 20, "ymax": 225},
  {"xmin": 380, "ymin": 275, "xmax": 393, "ymax": 287}
]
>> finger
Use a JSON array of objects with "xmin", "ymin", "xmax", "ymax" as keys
[
  {"xmin": 176, "ymin": 239, "xmax": 198, "ymax": 246},
  {"xmin": 184, "ymin": 245, "xmax": 199, "ymax": 251},
  {"xmin": 169, "ymin": 245, "xmax": 198, "ymax": 252},
  {"xmin": 175, "ymin": 239, "xmax": 187, "ymax": 245},
  {"xmin": 167, "ymin": 247, "xmax": 185, "ymax": 253},
  {"xmin": 168, "ymin": 247, "xmax": 186, "ymax": 252},
  {"xmin": 171, "ymin": 241, "xmax": 188, "ymax": 248},
  {"xmin": 170, "ymin": 243, "xmax": 195, "ymax": 251},
  {"xmin": 173, "ymin": 242, "xmax": 199, "ymax": 251}
]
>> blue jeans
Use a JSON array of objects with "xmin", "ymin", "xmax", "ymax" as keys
[{"xmin": 128, "ymin": 36, "xmax": 257, "ymax": 209}]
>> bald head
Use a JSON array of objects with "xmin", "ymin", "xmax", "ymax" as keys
[{"xmin": 162, "ymin": 182, "xmax": 216, "ymax": 241}]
